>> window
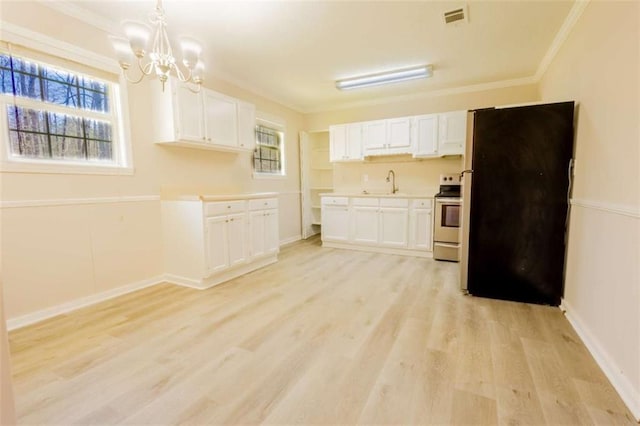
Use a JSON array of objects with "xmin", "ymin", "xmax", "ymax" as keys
[
  {"xmin": 253, "ymin": 119, "xmax": 285, "ymax": 176},
  {"xmin": 0, "ymin": 52, "xmax": 130, "ymax": 173}
]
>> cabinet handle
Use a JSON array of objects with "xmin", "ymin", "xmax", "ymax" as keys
[
  {"xmin": 225, "ymin": 220, "xmax": 229, "ymax": 223},
  {"xmin": 230, "ymin": 218, "xmax": 234, "ymax": 222},
  {"xmin": 208, "ymin": 138, "xmax": 212, "ymax": 141},
  {"xmin": 227, "ymin": 205, "xmax": 231, "ymax": 208}
]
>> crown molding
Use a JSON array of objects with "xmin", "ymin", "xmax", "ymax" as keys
[
  {"xmin": 37, "ymin": 0, "xmax": 119, "ymax": 34},
  {"xmin": 534, "ymin": 0, "xmax": 590, "ymax": 80}
]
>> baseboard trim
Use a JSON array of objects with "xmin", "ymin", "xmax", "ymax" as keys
[
  {"xmin": 164, "ymin": 255, "xmax": 279, "ymax": 290},
  {"xmin": 322, "ymin": 240, "xmax": 432, "ymax": 258},
  {"xmin": 280, "ymin": 234, "xmax": 302, "ymax": 246},
  {"xmin": 7, "ymin": 275, "xmax": 165, "ymax": 331},
  {"xmin": 561, "ymin": 299, "xmax": 640, "ymax": 421}
]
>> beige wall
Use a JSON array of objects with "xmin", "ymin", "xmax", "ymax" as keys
[
  {"xmin": 539, "ymin": 1, "xmax": 639, "ymax": 417},
  {"xmin": 0, "ymin": 2, "xmax": 303, "ymax": 320},
  {"xmin": 305, "ymin": 84, "xmax": 539, "ymax": 131},
  {"xmin": 306, "ymin": 84, "xmax": 539, "ymax": 194}
]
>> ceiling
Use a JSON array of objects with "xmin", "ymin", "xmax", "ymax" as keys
[{"xmin": 59, "ymin": 1, "xmax": 575, "ymax": 113}]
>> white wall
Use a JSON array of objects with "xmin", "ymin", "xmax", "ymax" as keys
[
  {"xmin": 539, "ymin": 1, "xmax": 639, "ymax": 419},
  {"xmin": 0, "ymin": 2, "xmax": 304, "ymax": 320}
]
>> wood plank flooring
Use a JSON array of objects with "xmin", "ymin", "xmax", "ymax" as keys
[{"xmin": 9, "ymin": 237, "xmax": 636, "ymax": 425}]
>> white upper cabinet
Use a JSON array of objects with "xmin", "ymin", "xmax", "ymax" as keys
[
  {"xmin": 204, "ymin": 90, "xmax": 237, "ymax": 147},
  {"xmin": 438, "ymin": 111, "xmax": 467, "ymax": 156},
  {"xmin": 363, "ymin": 118, "xmax": 411, "ymax": 156},
  {"xmin": 150, "ymin": 78, "xmax": 256, "ymax": 153},
  {"xmin": 362, "ymin": 120, "xmax": 387, "ymax": 153},
  {"xmin": 328, "ymin": 110, "xmax": 466, "ymax": 160},
  {"xmin": 386, "ymin": 118, "xmax": 412, "ymax": 154},
  {"xmin": 237, "ymin": 101, "xmax": 256, "ymax": 151},
  {"xmin": 175, "ymin": 82, "xmax": 205, "ymax": 142},
  {"xmin": 329, "ymin": 123, "xmax": 363, "ymax": 162},
  {"xmin": 412, "ymin": 114, "xmax": 439, "ymax": 157}
]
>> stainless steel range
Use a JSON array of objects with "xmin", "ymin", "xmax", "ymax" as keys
[{"xmin": 434, "ymin": 174, "xmax": 461, "ymax": 262}]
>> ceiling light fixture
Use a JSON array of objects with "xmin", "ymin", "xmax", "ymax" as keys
[
  {"xmin": 335, "ymin": 65, "xmax": 433, "ymax": 91},
  {"xmin": 108, "ymin": 0, "xmax": 204, "ymax": 93}
]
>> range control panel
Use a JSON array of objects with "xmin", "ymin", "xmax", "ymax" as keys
[{"xmin": 439, "ymin": 173, "xmax": 461, "ymax": 186}]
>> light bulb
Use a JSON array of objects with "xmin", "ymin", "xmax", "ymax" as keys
[{"xmin": 180, "ymin": 37, "xmax": 202, "ymax": 69}]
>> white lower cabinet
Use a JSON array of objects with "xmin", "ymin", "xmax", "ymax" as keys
[
  {"xmin": 162, "ymin": 195, "xmax": 279, "ymax": 289},
  {"xmin": 410, "ymin": 208, "xmax": 433, "ymax": 250},
  {"xmin": 380, "ymin": 207, "xmax": 409, "ymax": 248},
  {"xmin": 321, "ymin": 197, "xmax": 350, "ymax": 241},
  {"xmin": 250, "ymin": 208, "xmax": 279, "ymax": 258},
  {"xmin": 321, "ymin": 195, "xmax": 432, "ymax": 257},
  {"xmin": 352, "ymin": 206, "xmax": 379, "ymax": 244}
]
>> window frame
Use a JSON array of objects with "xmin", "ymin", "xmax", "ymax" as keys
[
  {"xmin": 0, "ymin": 24, "xmax": 133, "ymax": 175},
  {"xmin": 252, "ymin": 115, "xmax": 286, "ymax": 180}
]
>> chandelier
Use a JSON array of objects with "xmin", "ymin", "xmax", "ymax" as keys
[{"xmin": 109, "ymin": 0, "xmax": 204, "ymax": 93}]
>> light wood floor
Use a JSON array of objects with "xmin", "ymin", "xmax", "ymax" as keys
[{"xmin": 9, "ymin": 237, "xmax": 636, "ymax": 425}]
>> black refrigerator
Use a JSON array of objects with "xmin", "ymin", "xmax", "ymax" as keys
[{"xmin": 460, "ymin": 102, "xmax": 575, "ymax": 306}]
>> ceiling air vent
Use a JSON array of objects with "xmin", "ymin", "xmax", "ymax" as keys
[{"xmin": 443, "ymin": 5, "xmax": 468, "ymax": 25}]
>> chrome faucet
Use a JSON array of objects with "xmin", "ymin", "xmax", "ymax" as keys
[{"xmin": 386, "ymin": 169, "xmax": 399, "ymax": 194}]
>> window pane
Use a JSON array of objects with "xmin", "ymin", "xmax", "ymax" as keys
[
  {"xmin": 87, "ymin": 140, "xmax": 112, "ymax": 161},
  {"xmin": 14, "ymin": 132, "xmax": 49, "ymax": 159},
  {"xmin": 12, "ymin": 72, "xmax": 42, "ymax": 100},
  {"xmin": 80, "ymin": 89, "xmax": 109, "ymax": 113},
  {"xmin": 0, "ymin": 54, "xmax": 11, "ymax": 69},
  {"xmin": 50, "ymin": 136, "xmax": 85, "ymax": 160},
  {"xmin": 80, "ymin": 77, "xmax": 107, "ymax": 93},
  {"xmin": 48, "ymin": 112, "xmax": 83, "ymax": 137},
  {"xmin": 0, "ymin": 68, "xmax": 13, "ymax": 94},
  {"xmin": 9, "ymin": 106, "xmax": 47, "ymax": 133},
  {"xmin": 42, "ymin": 78, "xmax": 79, "ymax": 108},
  {"xmin": 8, "ymin": 131, "xmax": 21, "ymax": 155},
  {"xmin": 254, "ymin": 157, "xmax": 261, "ymax": 171},
  {"xmin": 84, "ymin": 119, "xmax": 112, "ymax": 141},
  {"xmin": 11, "ymin": 57, "xmax": 38, "ymax": 75}
]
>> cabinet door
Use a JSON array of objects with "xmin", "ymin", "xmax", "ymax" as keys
[
  {"xmin": 322, "ymin": 205, "xmax": 350, "ymax": 241},
  {"xmin": 387, "ymin": 117, "xmax": 412, "ymax": 154},
  {"xmin": 346, "ymin": 123, "xmax": 363, "ymax": 160},
  {"xmin": 438, "ymin": 110, "xmax": 467, "ymax": 155},
  {"xmin": 227, "ymin": 213, "xmax": 247, "ymax": 267},
  {"xmin": 411, "ymin": 208, "xmax": 433, "ymax": 251},
  {"xmin": 175, "ymin": 83, "xmax": 205, "ymax": 142},
  {"xmin": 380, "ymin": 207, "xmax": 409, "ymax": 248},
  {"xmin": 250, "ymin": 210, "xmax": 266, "ymax": 258},
  {"xmin": 362, "ymin": 120, "xmax": 388, "ymax": 154},
  {"xmin": 412, "ymin": 115, "xmax": 438, "ymax": 157},
  {"xmin": 205, "ymin": 216, "xmax": 229, "ymax": 275},
  {"xmin": 329, "ymin": 125, "xmax": 347, "ymax": 162},
  {"xmin": 237, "ymin": 101, "xmax": 256, "ymax": 151},
  {"xmin": 204, "ymin": 90, "xmax": 238, "ymax": 146},
  {"xmin": 352, "ymin": 206, "xmax": 379, "ymax": 244},
  {"xmin": 264, "ymin": 209, "xmax": 279, "ymax": 254}
]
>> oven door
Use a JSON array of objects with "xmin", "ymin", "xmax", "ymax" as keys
[{"xmin": 434, "ymin": 198, "xmax": 461, "ymax": 243}]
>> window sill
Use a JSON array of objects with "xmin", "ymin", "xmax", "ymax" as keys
[
  {"xmin": 253, "ymin": 172, "xmax": 287, "ymax": 180},
  {"xmin": 0, "ymin": 160, "xmax": 134, "ymax": 176}
]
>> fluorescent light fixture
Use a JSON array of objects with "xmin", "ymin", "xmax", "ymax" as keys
[{"xmin": 336, "ymin": 65, "xmax": 433, "ymax": 90}]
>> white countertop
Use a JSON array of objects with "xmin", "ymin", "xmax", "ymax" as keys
[
  {"xmin": 319, "ymin": 192, "xmax": 434, "ymax": 199},
  {"xmin": 167, "ymin": 192, "xmax": 279, "ymax": 202}
]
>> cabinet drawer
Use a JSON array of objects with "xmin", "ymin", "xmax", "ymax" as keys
[
  {"xmin": 322, "ymin": 196, "xmax": 348, "ymax": 206},
  {"xmin": 411, "ymin": 199, "xmax": 433, "ymax": 209},
  {"xmin": 380, "ymin": 197, "xmax": 409, "ymax": 208},
  {"xmin": 205, "ymin": 200, "xmax": 246, "ymax": 216},
  {"xmin": 352, "ymin": 197, "xmax": 379, "ymax": 207},
  {"xmin": 249, "ymin": 198, "xmax": 278, "ymax": 211}
]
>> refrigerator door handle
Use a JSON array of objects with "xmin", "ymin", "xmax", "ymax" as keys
[{"xmin": 565, "ymin": 158, "xmax": 575, "ymax": 244}]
